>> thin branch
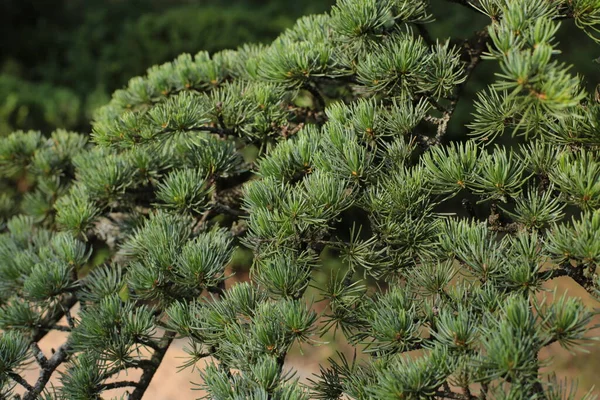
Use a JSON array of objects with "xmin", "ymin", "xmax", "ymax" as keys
[
  {"xmin": 30, "ymin": 342, "xmax": 47, "ymax": 367},
  {"xmin": 23, "ymin": 342, "xmax": 71, "ymax": 400},
  {"xmin": 480, "ymin": 382, "xmax": 489, "ymax": 399},
  {"xmin": 136, "ymin": 337, "xmax": 161, "ymax": 352},
  {"xmin": 161, "ymin": 125, "xmax": 235, "ymax": 139},
  {"xmin": 421, "ymin": 28, "xmax": 490, "ymax": 148},
  {"xmin": 50, "ymin": 324, "xmax": 72, "ymax": 332},
  {"xmin": 101, "ymin": 364, "xmax": 129, "ymax": 381},
  {"xmin": 61, "ymin": 303, "xmax": 76, "ymax": 329},
  {"xmin": 435, "ymin": 387, "xmax": 477, "ymax": 400},
  {"xmin": 207, "ymin": 281, "xmax": 226, "ymax": 298},
  {"xmin": 452, "ymin": 28, "xmax": 491, "ymax": 106},
  {"xmin": 98, "ymin": 380, "xmax": 139, "ymax": 391},
  {"xmin": 211, "ymin": 202, "xmax": 248, "ymax": 217},
  {"xmin": 8, "ymin": 372, "xmax": 34, "ymax": 392},
  {"xmin": 32, "ymin": 294, "xmax": 77, "ymax": 342}
]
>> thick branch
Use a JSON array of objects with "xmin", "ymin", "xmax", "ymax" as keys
[
  {"xmin": 539, "ymin": 263, "xmax": 595, "ymax": 293},
  {"xmin": 127, "ymin": 331, "xmax": 175, "ymax": 400}
]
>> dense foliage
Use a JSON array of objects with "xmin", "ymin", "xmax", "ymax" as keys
[{"xmin": 1, "ymin": 0, "xmax": 600, "ymax": 399}]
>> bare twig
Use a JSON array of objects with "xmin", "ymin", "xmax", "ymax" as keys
[
  {"xmin": 98, "ymin": 380, "xmax": 139, "ymax": 391},
  {"xmin": 23, "ymin": 343, "xmax": 71, "ymax": 400},
  {"xmin": 8, "ymin": 372, "xmax": 34, "ymax": 392},
  {"xmin": 32, "ymin": 294, "xmax": 77, "ymax": 342},
  {"xmin": 50, "ymin": 324, "xmax": 72, "ymax": 332},
  {"xmin": 30, "ymin": 342, "xmax": 47, "ymax": 367}
]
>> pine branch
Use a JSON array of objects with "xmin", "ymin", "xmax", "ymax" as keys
[
  {"xmin": 30, "ymin": 342, "xmax": 47, "ymax": 367},
  {"xmin": 127, "ymin": 331, "xmax": 175, "ymax": 400},
  {"xmin": 32, "ymin": 294, "xmax": 78, "ymax": 342},
  {"xmin": 540, "ymin": 263, "xmax": 595, "ymax": 293},
  {"xmin": 7, "ymin": 372, "xmax": 34, "ymax": 392},
  {"xmin": 50, "ymin": 324, "xmax": 72, "ymax": 332},
  {"xmin": 435, "ymin": 387, "xmax": 477, "ymax": 400},
  {"xmin": 136, "ymin": 337, "xmax": 162, "ymax": 352},
  {"xmin": 479, "ymin": 382, "xmax": 489, "ymax": 399},
  {"xmin": 23, "ymin": 342, "xmax": 71, "ymax": 400},
  {"xmin": 162, "ymin": 125, "xmax": 235, "ymax": 139},
  {"xmin": 211, "ymin": 202, "xmax": 248, "ymax": 217},
  {"xmin": 98, "ymin": 380, "xmax": 139, "ymax": 391}
]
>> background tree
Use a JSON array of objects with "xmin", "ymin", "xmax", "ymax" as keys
[
  {"xmin": 1, "ymin": 0, "xmax": 600, "ymax": 399},
  {"xmin": 0, "ymin": 0, "xmax": 335, "ymax": 133}
]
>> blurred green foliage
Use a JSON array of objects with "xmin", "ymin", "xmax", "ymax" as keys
[
  {"xmin": 1, "ymin": 0, "xmax": 597, "ymax": 135},
  {"xmin": 0, "ymin": 0, "xmax": 335, "ymax": 134}
]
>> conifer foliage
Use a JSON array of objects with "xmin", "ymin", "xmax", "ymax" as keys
[{"xmin": 1, "ymin": 0, "xmax": 600, "ymax": 399}]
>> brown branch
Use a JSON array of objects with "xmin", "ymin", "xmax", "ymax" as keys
[
  {"xmin": 127, "ymin": 331, "xmax": 175, "ymax": 400},
  {"xmin": 479, "ymin": 382, "xmax": 489, "ymax": 399},
  {"xmin": 211, "ymin": 202, "xmax": 248, "ymax": 217},
  {"xmin": 23, "ymin": 342, "xmax": 70, "ymax": 400},
  {"xmin": 8, "ymin": 372, "xmax": 34, "ymax": 392},
  {"xmin": 161, "ymin": 125, "xmax": 235, "ymax": 139},
  {"xmin": 98, "ymin": 380, "xmax": 139, "ymax": 391},
  {"xmin": 452, "ymin": 28, "xmax": 491, "ymax": 106},
  {"xmin": 207, "ymin": 281, "xmax": 226, "ymax": 298},
  {"xmin": 539, "ymin": 263, "xmax": 595, "ymax": 292},
  {"xmin": 50, "ymin": 324, "xmax": 72, "ymax": 332},
  {"xmin": 32, "ymin": 294, "xmax": 78, "ymax": 342},
  {"xmin": 435, "ymin": 387, "xmax": 477, "ymax": 400},
  {"xmin": 30, "ymin": 342, "xmax": 47, "ymax": 367},
  {"xmin": 136, "ymin": 337, "xmax": 162, "ymax": 352}
]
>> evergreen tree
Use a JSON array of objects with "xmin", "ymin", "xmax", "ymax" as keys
[{"xmin": 1, "ymin": 0, "xmax": 600, "ymax": 398}]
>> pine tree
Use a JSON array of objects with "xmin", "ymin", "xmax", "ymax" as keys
[{"xmin": 1, "ymin": 0, "xmax": 600, "ymax": 399}]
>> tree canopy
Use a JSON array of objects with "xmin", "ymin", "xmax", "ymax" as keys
[{"xmin": 1, "ymin": 0, "xmax": 600, "ymax": 399}]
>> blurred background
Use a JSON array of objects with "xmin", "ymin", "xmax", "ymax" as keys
[
  {"xmin": 3, "ymin": 1, "xmax": 600, "ymax": 398},
  {"xmin": 0, "ymin": 0, "xmax": 336, "ymax": 134},
  {"xmin": 1, "ymin": 0, "xmax": 599, "ymax": 136}
]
